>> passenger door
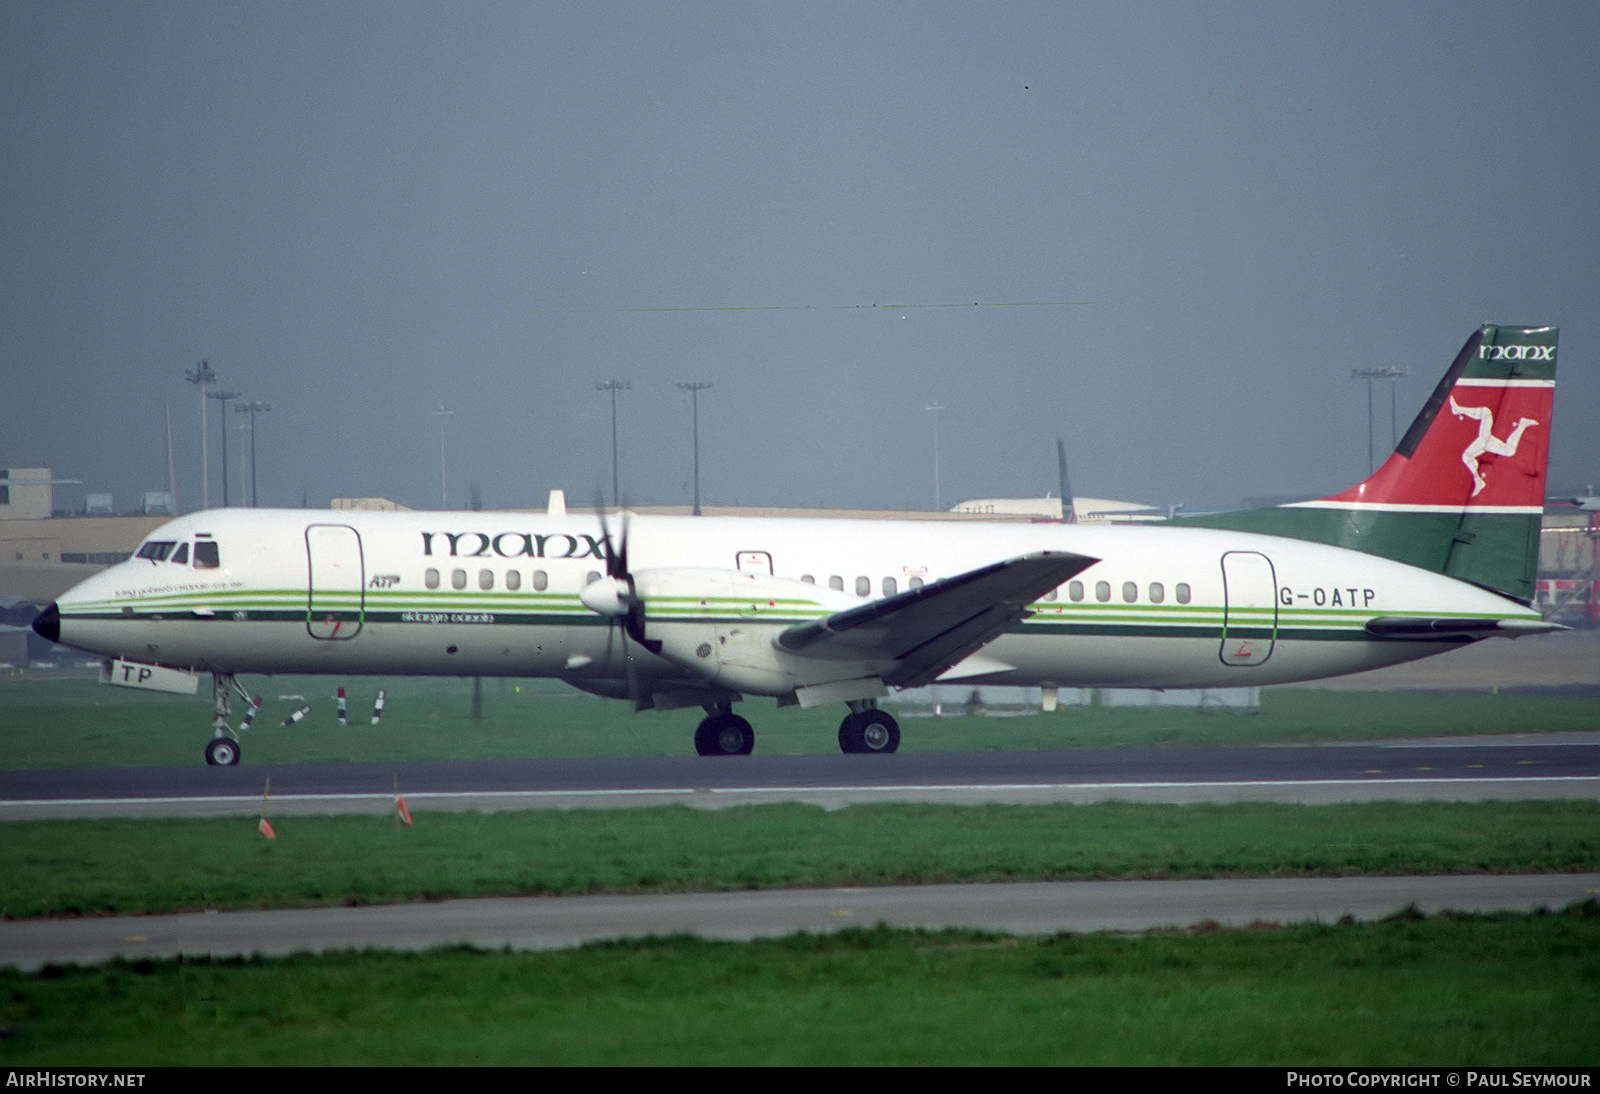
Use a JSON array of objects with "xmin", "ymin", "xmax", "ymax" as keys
[
  {"xmin": 306, "ymin": 524, "xmax": 365, "ymax": 640},
  {"xmin": 1220, "ymin": 550, "xmax": 1276, "ymax": 666}
]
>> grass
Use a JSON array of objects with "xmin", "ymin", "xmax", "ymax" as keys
[
  {"xmin": 2, "ymin": 669, "xmax": 1596, "ymax": 768},
  {"xmin": 3, "ymin": 800, "xmax": 1597, "ymax": 919},
  {"xmin": 4, "ymin": 672, "xmax": 1596, "ymax": 1064},
  {"xmin": 3, "ymin": 907, "xmax": 1598, "ymax": 1065}
]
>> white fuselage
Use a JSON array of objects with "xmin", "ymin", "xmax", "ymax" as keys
[{"xmin": 49, "ymin": 507, "xmax": 1538, "ymax": 698}]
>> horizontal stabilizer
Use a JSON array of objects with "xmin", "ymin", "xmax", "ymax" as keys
[{"xmin": 1364, "ymin": 616, "xmax": 1565, "ymax": 640}]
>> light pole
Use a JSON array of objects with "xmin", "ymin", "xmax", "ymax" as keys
[
  {"xmin": 925, "ymin": 405, "xmax": 944, "ymax": 511},
  {"xmin": 1351, "ymin": 367, "xmax": 1406, "ymax": 473},
  {"xmin": 596, "ymin": 381, "xmax": 630, "ymax": 507},
  {"xmin": 1388, "ymin": 367, "xmax": 1407, "ymax": 450},
  {"xmin": 677, "ymin": 381, "xmax": 712, "ymax": 515},
  {"xmin": 184, "ymin": 360, "xmax": 216, "ymax": 508},
  {"xmin": 207, "ymin": 389, "xmax": 242, "ymax": 506},
  {"xmin": 235, "ymin": 401, "xmax": 271, "ymax": 507},
  {"xmin": 431, "ymin": 407, "xmax": 454, "ymax": 508}
]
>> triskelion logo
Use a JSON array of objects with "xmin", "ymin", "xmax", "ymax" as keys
[{"xmin": 1448, "ymin": 396, "xmax": 1540, "ymax": 497}]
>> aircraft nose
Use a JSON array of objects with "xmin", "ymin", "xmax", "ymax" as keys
[{"xmin": 32, "ymin": 602, "xmax": 60, "ymax": 644}]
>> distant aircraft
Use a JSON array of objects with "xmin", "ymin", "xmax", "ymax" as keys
[{"xmin": 33, "ymin": 324, "xmax": 1561, "ymax": 765}]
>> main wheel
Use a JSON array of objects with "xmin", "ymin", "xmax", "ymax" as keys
[
  {"xmin": 838, "ymin": 709, "xmax": 900, "ymax": 754},
  {"xmin": 205, "ymin": 736, "xmax": 241, "ymax": 766},
  {"xmin": 694, "ymin": 712, "xmax": 754, "ymax": 756}
]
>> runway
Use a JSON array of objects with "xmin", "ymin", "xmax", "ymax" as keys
[
  {"xmin": 3, "ymin": 735, "xmax": 1598, "ymax": 818},
  {"xmin": 4, "ymin": 873, "xmax": 1597, "ymax": 972}
]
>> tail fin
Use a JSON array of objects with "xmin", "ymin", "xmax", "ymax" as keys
[
  {"xmin": 1176, "ymin": 324, "xmax": 1556, "ymax": 603},
  {"xmin": 1057, "ymin": 438, "xmax": 1077, "ymax": 523}
]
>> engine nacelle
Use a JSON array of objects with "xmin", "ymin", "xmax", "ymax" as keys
[{"xmin": 631, "ymin": 567, "xmax": 882, "ymax": 697}]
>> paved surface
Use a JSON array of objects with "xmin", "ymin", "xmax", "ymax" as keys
[
  {"xmin": 4, "ymin": 736, "xmax": 1599, "ymax": 817},
  {"xmin": 5, "ymin": 873, "xmax": 1598, "ymax": 972}
]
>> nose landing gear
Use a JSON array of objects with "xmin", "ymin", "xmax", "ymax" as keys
[{"xmin": 204, "ymin": 672, "xmax": 247, "ymax": 766}]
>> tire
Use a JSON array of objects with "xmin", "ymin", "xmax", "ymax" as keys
[
  {"xmin": 205, "ymin": 737, "xmax": 241, "ymax": 766},
  {"xmin": 838, "ymin": 709, "xmax": 900, "ymax": 754},
  {"xmin": 694, "ymin": 713, "xmax": 754, "ymax": 756}
]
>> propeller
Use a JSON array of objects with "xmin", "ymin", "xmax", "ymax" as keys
[
  {"xmin": 579, "ymin": 501, "xmax": 663, "ymax": 713},
  {"xmin": 583, "ymin": 504, "xmax": 663, "ymax": 655}
]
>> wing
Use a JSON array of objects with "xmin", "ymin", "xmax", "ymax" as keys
[{"xmin": 776, "ymin": 550, "xmax": 1098, "ymax": 688}]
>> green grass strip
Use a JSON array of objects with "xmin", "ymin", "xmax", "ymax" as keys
[
  {"xmin": 4, "ymin": 801, "xmax": 1597, "ymax": 918},
  {"xmin": 3, "ymin": 908, "xmax": 1597, "ymax": 1065}
]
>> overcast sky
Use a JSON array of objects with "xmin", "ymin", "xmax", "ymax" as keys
[{"xmin": 4, "ymin": 1, "xmax": 1597, "ymax": 515}]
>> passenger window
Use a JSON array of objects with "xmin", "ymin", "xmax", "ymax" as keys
[
  {"xmin": 425, "ymin": 569, "xmax": 440, "ymax": 589},
  {"xmin": 452, "ymin": 569, "xmax": 467, "ymax": 590},
  {"xmin": 1176, "ymin": 582, "xmax": 1191, "ymax": 604},
  {"xmin": 1042, "ymin": 587, "xmax": 1057, "ymax": 601},
  {"xmin": 828, "ymin": 575, "xmax": 844, "ymax": 591},
  {"xmin": 585, "ymin": 571, "xmax": 601, "ymax": 585},
  {"xmin": 882, "ymin": 576, "xmax": 897, "ymax": 596},
  {"xmin": 801, "ymin": 575, "xmax": 815, "ymax": 584},
  {"xmin": 506, "ymin": 570, "xmax": 521, "ymax": 591},
  {"xmin": 1122, "ymin": 581, "xmax": 1138, "ymax": 603},
  {"xmin": 479, "ymin": 569, "xmax": 494, "ymax": 590},
  {"xmin": 1069, "ymin": 580, "xmax": 1084, "ymax": 602},
  {"xmin": 1095, "ymin": 580, "xmax": 1111, "ymax": 602},
  {"xmin": 855, "ymin": 576, "xmax": 870, "ymax": 597},
  {"xmin": 193, "ymin": 541, "xmax": 220, "ymax": 569},
  {"xmin": 170, "ymin": 543, "xmax": 190, "ymax": 565},
  {"xmin": 533, "ymin": 570, "xmax": 548, "ymax": 591},
  {"xmin": 909, "ymin": 577, "xmax": 924, "ymax": 590},
  {"xmin": 1149, "ymin": 582, "xmax": 1165, "ymax": 604}
]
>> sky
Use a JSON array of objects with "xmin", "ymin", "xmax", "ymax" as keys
[{"xmin": 4, "ymin": 1, "xmax": 1598, "ymax": 515}]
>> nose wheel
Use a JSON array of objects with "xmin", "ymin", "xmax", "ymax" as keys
[
  {"xmin": 839, "ymin": 708, "xmax": 900, "ymax": 754},
  {"xmin": 205, "ymin": 736, "xmax": 241, "ymax": 766}
]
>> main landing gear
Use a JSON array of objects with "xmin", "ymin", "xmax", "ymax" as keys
[
  {"xmin": 694, "ymin": 706, "xmax": 755, "ymax": 756},
  {"xmin": 692, "ymin": 701, "xmax": 901, "ymax": 756},
  {"xmin": 838, "ymin": 704, "xmax": 901, "ymax": 754}
]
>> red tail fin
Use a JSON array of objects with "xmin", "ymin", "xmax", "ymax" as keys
[
  {"xmin": 1319, "ymin": 325, "xmax": 1554, "ymax": 512},
  {"xmin": 1178, "ymin": 324, "xmax": 1557, "ymax": 603}
]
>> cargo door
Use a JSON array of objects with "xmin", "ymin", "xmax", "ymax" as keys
[
  {"xmin": 306, "ymin": 524, "xmax": 365, "ymax": 639},
  {"xmin": 1220, "ymin": 550, "xmax": 1276, "ymax": 666}
]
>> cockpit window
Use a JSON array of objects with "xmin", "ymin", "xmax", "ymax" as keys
[
  {"xmin": 170, "ymin": 542, "xmax": 190, "ymax": 565},
  {"xmin": 136, "ymin": 541, "xmax": 176, "ymax": 561},
  {"xmin": 193, "ymin": 541, "xmax": 221, "ymax": 569}
]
